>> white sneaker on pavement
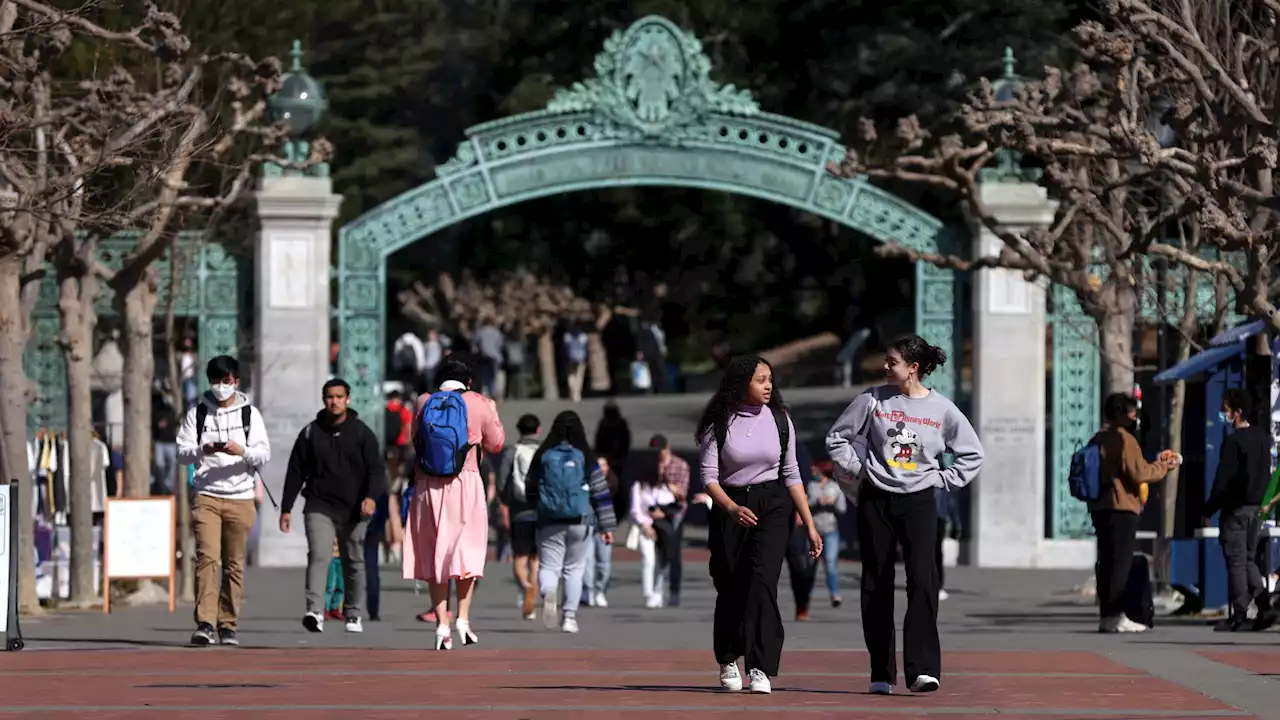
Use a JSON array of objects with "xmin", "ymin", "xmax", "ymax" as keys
[
  {"xmin": 910, "ymin": 675, "xmax": 940, "ymax": 693},
  {"xmin": 747, "ymin": 668, "xmax": 771, "ymax": 694},
  {"xmin": 303, "ymin": 611, "xmax": 324, "ymax": 633},
  {"xmin": 561, "ymin": 617, "xmax": 579, "ymax": 634},
  {"xmin": 542, "ymin": 593, "xmax": 559, "ymax": 630},
  {"xmin": 345, "ymin": 617, "xmax": 363, "ymax": 633},
  {"xmin": 593, "ymin": 591, "xmax": 609, "ymax": 608},
  {"xmin": 719, "ymin": 662, "xmax": 743, "ymax": 691}
]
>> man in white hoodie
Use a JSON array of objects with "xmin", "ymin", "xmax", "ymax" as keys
[{"xmin": 176, "ymin": 355, "xmax": 271, "ymax": 646}]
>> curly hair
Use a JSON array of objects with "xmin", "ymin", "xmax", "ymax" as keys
[{"xmin": 695, "ymin": 355, "xmax": 785, "ymax": 448}]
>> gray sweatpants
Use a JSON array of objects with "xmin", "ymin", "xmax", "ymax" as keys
[
  {"xmin": 304, "ymin": 512, "xmax": 369, "ymax": 619},
  {"xmin": 537, "ymin": 523, "xmax": 590, "ymax": 618}
]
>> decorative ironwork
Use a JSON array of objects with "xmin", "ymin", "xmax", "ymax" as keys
[
  {"xmin": 26, "ymin": 232, "xmax": 241, "ymax": 433},
  {"xmin": 336, "ymin": 15, "xmax": 959, "ymax": 438},
  {"xmin": 1049, "ymin": 284, "xmax": 1100, "ymax": 538}
]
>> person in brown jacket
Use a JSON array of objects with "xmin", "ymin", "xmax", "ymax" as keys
[{"xmin": 1089, "ymin": 392, "xmax": 1178, "ymax": 634}]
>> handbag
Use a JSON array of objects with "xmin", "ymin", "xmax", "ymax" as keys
[{"xmin": 624, "ymin": 522, "xmax": 640, "ymax": 550}]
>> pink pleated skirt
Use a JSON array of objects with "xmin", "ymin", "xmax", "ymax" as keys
[{"xmin": 402, "ymin": 469, "xmax": 489, "ymax": 583}]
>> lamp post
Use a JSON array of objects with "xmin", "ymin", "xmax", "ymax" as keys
[
  {"xmin": 978, "ymin": 47, "xmax": 1041, "ymax": 184},
  {"xmin": 264, "ymin": 40, "xmax": 329, "ymax": 178}
]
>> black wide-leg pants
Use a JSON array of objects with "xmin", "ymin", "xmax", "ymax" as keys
[
  {"xmin": 857, "ymin": 482, "xmax": 941, "ymax": 686},
  {"xmin": 708, "ymin": 480, "xmax": 790, "ymax": 676}
]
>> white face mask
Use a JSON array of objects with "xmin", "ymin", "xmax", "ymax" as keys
[{"xmin": 210, "ymin": 383, "xmax": 236, "ymax": 402}]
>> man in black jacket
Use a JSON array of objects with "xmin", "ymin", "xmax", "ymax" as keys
[
  {"xmin": 1204, "ymin": 388, "xmax": 1276, "ymax": 632},
  {"xmin": 280, "ymin": 378, "xmax": 385, "ymax": 634}
]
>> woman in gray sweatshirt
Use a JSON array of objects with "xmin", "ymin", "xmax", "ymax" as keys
[{"xmin": 825, "ymin": 335, "xmax": 984, "ymax": 697}]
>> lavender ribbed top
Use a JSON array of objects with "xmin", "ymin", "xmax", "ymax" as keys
[{"xmin": 699, "ymin": 405, "xmax": 801, "ymax": 488}]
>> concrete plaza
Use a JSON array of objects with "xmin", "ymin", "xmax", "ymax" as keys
[{"xmin": 6, "ymin": 554, "xmax": 1280, "ymax": 718}]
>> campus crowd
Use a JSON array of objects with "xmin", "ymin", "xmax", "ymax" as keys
[{"xmin": 176, "ymin": 331, "xmax": 1280, "ymax": 695}]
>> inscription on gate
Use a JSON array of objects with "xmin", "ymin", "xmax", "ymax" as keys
[{"xmin": 490, "ymin": 146, "xmax": 812, "ymax": 201}]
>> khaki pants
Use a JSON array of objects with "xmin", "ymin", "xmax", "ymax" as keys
[{"xmin": 192, "ymin": 494, "xmax": 257, "ymax": 630}]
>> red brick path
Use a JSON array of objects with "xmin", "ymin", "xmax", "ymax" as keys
[{"xmin": 0, "ymin": 649, "xmax": 1253, "ymax": 718}]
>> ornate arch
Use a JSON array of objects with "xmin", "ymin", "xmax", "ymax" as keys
[{"xmin": 336, "ymin": 16, "xmax": 959, "ymax": 425}]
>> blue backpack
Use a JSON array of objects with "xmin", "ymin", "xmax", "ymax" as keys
[
  {"xmin": 537, "ymin": 442, "xmax": 590, "ymax": 522},
  {"xmin": 1067, "ymin": 440, "xmax": 1102, "ymax": 502},
  {"xmin": 414, "ymin": 391, "xmax": 473, "ymax": 477}
]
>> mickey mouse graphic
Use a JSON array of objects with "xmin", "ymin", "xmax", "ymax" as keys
[{"xmin": 884, "ymin": 421, "xmax": 922, "ymax": 471}]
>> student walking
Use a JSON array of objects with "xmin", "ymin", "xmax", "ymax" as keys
[
  {"xmin": 698, "ymin": 355, "xmax": 822, "ymax": 695},
  {"xmin": 280, "ymin": 378, "xmax": 385, "ymax": 634},
  {"xmin": 1086, "ymin": 392, "xmax": 1176, "ymax": 634},
  {"xmin": 825, "ymin": 335, "xmax": 984, "ymax": 695},
  {"xmin": 525, "ymin": 411, "xmax": 617, "ymax": 634},
  {"xmin": 650, "ymin": 434, "xmax": 691, "ymax": 606},
  {"xmin": 496, "ymin": 414, "xmax": 543, "ymax": 620},
  {"xmin": 807, "ymin": 464, "xmax": 847, "ymax": 609},
  {"xmin": 1204, "ymin": 388, "xmax": 1277, "ymax": 632},
  {"xmin": 176, "ymin": 355, "xmax": 272, "ymax": 646},
  {"xmin": 403, "ymin": 358, "xmax": 506, "ymax": 650},
  {"xmin": 631, "ymin": 461, "xmax": 679, "ymax": 608},
  {"xmin": 581, "ymin": 455, "xmax": 618, "ymax": 607}
]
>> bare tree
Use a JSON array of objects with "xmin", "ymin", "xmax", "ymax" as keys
[
  {"xmin": 1093, "ymin": 0, "xmax": 1280, "ymax": 330},
  {"xmin": 829, "ymin": 13, "xmax": 1221, "ymax": 395}
]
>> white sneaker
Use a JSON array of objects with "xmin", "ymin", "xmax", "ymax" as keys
[
  {"xmin": 561, "ymin": 617, "xmax": 579, "ymax": 634},
  {"xmin": 302, "ymin": 611, "xmax": 324, "ymax": 633},
  {"xmin": 345, "ymin": 617, "xmax": 363, "ymax": 633},
  {"xmin": 719, "ymin": 662, "xmax": 743, "ymax": 691},
  {"xmin": 1116, "ymin": 616, "xmax": 1149, "ymax": 633},
  {"xmin": 910, "ymin": 675, "xmax": 940, "ymax": 693},
  {"xmin": 869, "ymin": 681, "xmax": 893, "ymax": 695},
  {"xmin": 594, "ymin": 591, "xmax": 609, "ymax": 608},
  {"xmin": 542, "ymin": 593, "xmax": 560, "ymax": 630},
  {"xmin": 938, "ymin": 588, "xmax": 949, "ymax": 601},
  {"xmin": 644, "ymin": 594, "xmax": 663, "ymax": 609},
  {"xmin": 1099, "ymin": 615, "xmax": 1148, "ymax": 633},
  {"xmin": 747, "ymin": 668, "xmax": 771, "ymax": 694}
]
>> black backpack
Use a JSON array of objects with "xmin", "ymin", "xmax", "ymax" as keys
[
  {"xmin": 195, "ymin": 404, "xmax": 252, "ymax": 443},
  {"xmin": 384, "ymin": 406, "xmax": 403, "ymax": 447}
]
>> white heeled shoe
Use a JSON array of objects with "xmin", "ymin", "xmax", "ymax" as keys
[
  {"xmin": 434, "ymin": 623, "xmax": 453, "ymax": 651},
  {"xmin": 456, "ymin": 619, "xmax": 478, "ymax": 646}
]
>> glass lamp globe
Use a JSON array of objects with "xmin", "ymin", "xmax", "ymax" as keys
[{"xmin": 268, "ymin": 40, "xmax": 328, "ymax": 138}]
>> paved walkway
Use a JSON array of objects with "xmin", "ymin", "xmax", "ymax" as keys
[{"xmin": 7, "ymin": 558, "xmax": 1280, "ymax": 718}]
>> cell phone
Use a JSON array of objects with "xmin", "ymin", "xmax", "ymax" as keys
[{"xmin": 211, "ymin": 441, "xmax": 227, "ymax": 451}]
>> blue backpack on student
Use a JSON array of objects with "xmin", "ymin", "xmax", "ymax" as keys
[
  {"xmin": 1067, "ymin": 440, "xmax": 1102, "ymax": 502},
  {"xmin": 414, "ymin": 391, "xmax": 472, "ymax": 477},
  {"xmin": 537, "ymin": 442, "xmax": 590, "ymax": 522}
]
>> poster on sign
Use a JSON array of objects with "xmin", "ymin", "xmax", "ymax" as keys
[
  {"xmin": 103, "ymin": 497, "xmax": 175, "ymax": 614},
  {"xmin": 1, "ymin": 483, "xmax": 23, "ymax": 650}
]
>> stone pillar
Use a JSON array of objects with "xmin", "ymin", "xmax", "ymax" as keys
[
  {"xmin": 252, "ymin": 175, "xmax": 342, "ymax": 568},
  {"xmin": 967, "ymin": 181, "xmax": 1088, "ymax": 568}
]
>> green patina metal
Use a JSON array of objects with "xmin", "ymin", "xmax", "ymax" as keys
[
  {"xmin": 335, "ymin": 16, "xmax": 959, "ymax": 437},
  {"xmin": 26, "ymin": 232, "xmax": 241, "ymax": 433}
]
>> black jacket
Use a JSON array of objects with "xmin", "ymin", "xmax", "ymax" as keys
[
  {"xmin": 282, "ymin": 409, "xmax": 386, "ymax": 523},
  {"xmin": 1206, "ymin": 424, "xmax": 1273, "ymax": 516}
]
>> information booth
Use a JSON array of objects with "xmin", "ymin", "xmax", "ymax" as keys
[{"xmin": 1154, "ymin": 321, "xmax": 1277, "ymax": 610}]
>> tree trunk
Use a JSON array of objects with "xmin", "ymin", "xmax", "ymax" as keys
[
  {"xmin": 1097, "ymin": 282, "xmax": 1137, "ymax": 396},
  {"xmin": 56, "ymin": 251, "xmax": 99, "ymax": 605},
  {"xmin": 0, "ymin": 255, "xmax": 39, "ymax": 613},
  {"xmin": 120, "ymin": 276, "xmax": 158, "ymax": 498},
  {"xmin": 537, "ymin": 331, "xmax": 559, "ymax": 400},
  {"xmin": 163, "ymin": 253, "xmax": 193, "ymax": 602},
  {"xmin": 587, "ymin": 331, "xmax": 610, "ymax": 393}
]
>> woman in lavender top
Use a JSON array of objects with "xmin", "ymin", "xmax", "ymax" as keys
[
  {"xmin": 825, "ymin": 335, "xmax": 984, "ymax": 697},
  {"xmin": 697, "ymin": 356, "xmax": 822, "ymax": 695}
]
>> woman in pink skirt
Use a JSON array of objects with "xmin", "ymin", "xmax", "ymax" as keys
[{"xmin": 403, "ymin": 357, "xmax": 505, "ymax": 650}]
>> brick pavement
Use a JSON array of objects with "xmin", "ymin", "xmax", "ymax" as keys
[{"xmin": 6, "ymin": 560, "xmax": 1280, "ymax": 718}]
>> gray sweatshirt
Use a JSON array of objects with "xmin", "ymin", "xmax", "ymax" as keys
[
  {"xmin": 807, "ymin": 480, "xmax": 847, "ymax": 535},
  {"xmin": 825, "ymin": 385, "xmax": 984, "ymax": 496}
]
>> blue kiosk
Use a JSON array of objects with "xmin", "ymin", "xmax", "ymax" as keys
[{"xmin": 1154, "ymin": 320, "xmax": 1277, "ymax": 611}]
